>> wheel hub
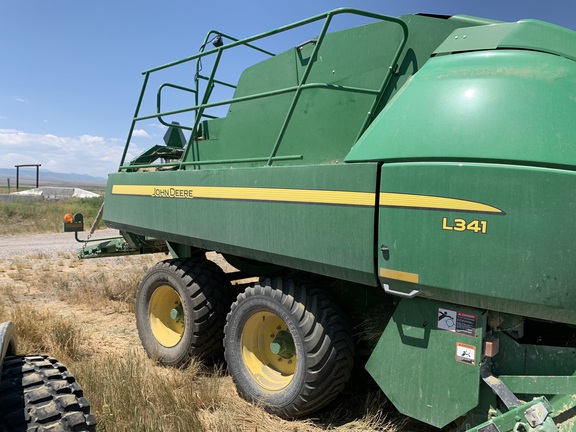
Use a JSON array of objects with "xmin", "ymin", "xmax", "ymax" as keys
[
  {"xmin": 149, "ymin": 285, "xmax": 185, "ymax": 348},
  {"xmin": 270, "ymin": 330, "xmax": 295, "ymax": 359},
  {"xmin": 170, "ymin": 303, "xmax": 184, "ymax": 322},
  {"xmin": 241, "ymin": 311, "xmax": 297, "ymax": 391}
]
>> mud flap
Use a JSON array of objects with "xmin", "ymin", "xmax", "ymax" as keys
[{"xmin": 366, "ymin": 297, "xmax": 486, "ymax": 428}]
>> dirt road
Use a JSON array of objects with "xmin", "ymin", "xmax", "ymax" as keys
[{"xmin": 0, "ymin": 229, "xmax": 118, "ymax": 259}]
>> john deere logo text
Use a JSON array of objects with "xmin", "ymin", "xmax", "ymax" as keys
[{"xmin": 152, "ymin": 187, "xmax": 194, "ymax": 198}]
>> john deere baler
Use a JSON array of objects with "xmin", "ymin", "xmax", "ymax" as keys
[{"xmin": 72, "ymin": 9, "xmax": 576, "ymax": 431}]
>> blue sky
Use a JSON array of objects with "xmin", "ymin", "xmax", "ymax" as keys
[{"xmin": 1, "ymin": 0, "xmax": 575, "ymax": 179}]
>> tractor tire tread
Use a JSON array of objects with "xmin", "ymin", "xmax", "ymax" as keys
[
  {"xmin": 224, "ymin": 277, "xmax": 354, "ymax": 418},
  {"xmin": 0, "ymin": 355, "xmax": 96, "ymax": 432},
  {"xmin": 136, "ymin": 257, "xmax": 235, "ymax": 366}
]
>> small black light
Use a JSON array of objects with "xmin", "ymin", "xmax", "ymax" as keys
[{"xmin": 212, "ymin": 34, "xmax": 223, "ymax": 47}]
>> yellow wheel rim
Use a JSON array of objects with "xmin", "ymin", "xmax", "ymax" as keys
[
  {"xmin": 241, "ymin": 311, "xmax": 297, "ymax": 392},
  {"xmin": 149, "ymin": 285, "xmax": 185, "ymax": 348}
]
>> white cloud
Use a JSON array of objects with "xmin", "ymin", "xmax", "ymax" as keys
[
  {"xmin": 14, "ymin": 97, "xmax": 29, "ymax": 104},
  {"xmin": 79, "ymin": 134, "xmax": 106, "ymax": 144},
  {"xmin": 0, "ymin": 129, "xmax": 126, "ymax": 178},
  {"xmin": 132, "ymin": 129, "xmax": 150, "ymax": 137}
]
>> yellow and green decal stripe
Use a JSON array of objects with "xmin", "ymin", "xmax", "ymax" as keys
[
  {"xmin": 111, "ymin": 185, "xmax": 375, "ymax": 206},
  {"xmin": 111, "ymin": 185, "xmax": 504, "ymax": 214},
  {"xmin": 379, "ymin": 192, "xmax": 504, "ymax": 215},
  {"xmin": 379, "ymin": 268, "xmax": 419, "ymax": 284}
]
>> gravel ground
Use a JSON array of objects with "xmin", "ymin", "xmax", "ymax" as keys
[{"xmin": 0, "ymin": 229, "xmax": 119, "ymax": 259}]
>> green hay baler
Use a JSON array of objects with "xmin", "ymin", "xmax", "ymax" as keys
[{"xmin": 69, "ymin": 9, "xmax": 576, "ymax": 431}]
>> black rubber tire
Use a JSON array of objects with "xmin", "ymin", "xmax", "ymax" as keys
[
  {"xmin": 223, "ymin": 277, "xmax": 354, "ymax": 418},
  {"xmin": 0, "ymin": 355, "xmax": 96, "ymax": 432},
  {"xmin": 136, "ymin": 258, "xmax": 234, "ymax": 366}
]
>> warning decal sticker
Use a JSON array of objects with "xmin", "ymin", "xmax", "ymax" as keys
[
  {"xmin": 437, "ymin": 308, "xmax": 477, "ymax": 337},
  {"xmin": 456, "ymin": 342, "xmax": 476, "ymax": 365}
]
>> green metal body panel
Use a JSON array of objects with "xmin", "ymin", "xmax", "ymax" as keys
[
  {"xmin": 104, "ymin": 163, "xmax": 379, "ymax": 285},
  {"xmin": 377, "ymin": 162, "xmax": 576, "ymax": 325},
  {"xmin": 192, "ymin": 19, "xmax": 405, "ymax": 167},
  {"xmin": 343, "ymin": 23, "xmax": 576, "ymax": 326},
  {"xmin": 346, "ymin": 50, "xmax": 576, "ymax": 165},
  {"xmin": 434, "ymin": 19, "xmax": 576, "ymax": 61},
  {"xmin": 366, "ymin": 298, "xmax": 486, "ymax": 428},
  {"xmin": 146, "ymin": 13, "xmax": 491, "ymax": 171}
]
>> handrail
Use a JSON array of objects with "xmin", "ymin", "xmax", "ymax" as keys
[
  {"xmin": 265, "ymin": 14, "xmax": 334, "ymax": 166},
  {"xmin": 120, "ymin": 8, "xmax": 409, "ymax": 170},
  {"xmin": 157, "ymin": 83, "xmax": 197, "ymax": 130},
  {"xmin": 187, "ymin": 48, "xmax": 224, "ymax": 161},
  {"xmin": 120, "ymin": 72, "xmax": 150, "ymax": 167},
  {"xmin": 142, "ymin": 9, "xmax": 391, "ymax": 74},
  {"xmin": 134, "ymin": 83, "xmax": 381, "ymax": 122},
  {"xmin": 119, "ymin": 154, "xmax": 303, "ymax": 171},
  {"xmin": 194, "ymin": 30, "xmax": 267, "ymax": 107},
  {"xmin": 195, "ymin": 75, "xmax": 237, "ymax": 89}
]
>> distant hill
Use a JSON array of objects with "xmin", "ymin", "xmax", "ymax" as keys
[{"xmin": 0, "ymin": 168, "xmax": 107, "ymax": 188}]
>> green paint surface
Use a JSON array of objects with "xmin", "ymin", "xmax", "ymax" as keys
[
  {"xmin": 378, "ymin": 163, "xmax": 576, "ymax": 325},
  {"xmin": 366, "ymin": 298, "xmax": 485, "ymax": 428},
  {"xmin": 105, "ymin": 163, "xmax": 379, "ymax": 285}
]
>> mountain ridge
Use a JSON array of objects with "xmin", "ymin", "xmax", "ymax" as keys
[{"xmin": 0, "ymin": 168, "xmax": 107, "ymax": 187}]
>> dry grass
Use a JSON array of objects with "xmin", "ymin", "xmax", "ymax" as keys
[
  {"xmin": 0, "ymin": 303, "xmax": 84, "ymax": 362},
  {"xmin": 0, "ymin": 217, "xmax": 439, "ymax": 431},
  {"xmin": 73, "ymin": 353, "xmax": 205, "ymax": 431},
  {"xmin": 0, "ymin": 197, "xmax": 105, "ymax": 235}
]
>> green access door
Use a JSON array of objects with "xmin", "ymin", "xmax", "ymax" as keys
[
  {"xmin": 376, "ymin": 162, "xmax": 507, "ymax": 301},
  {"xmin": 375, "ymin": 162, "xmax": 576, "ymax": 325}
]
